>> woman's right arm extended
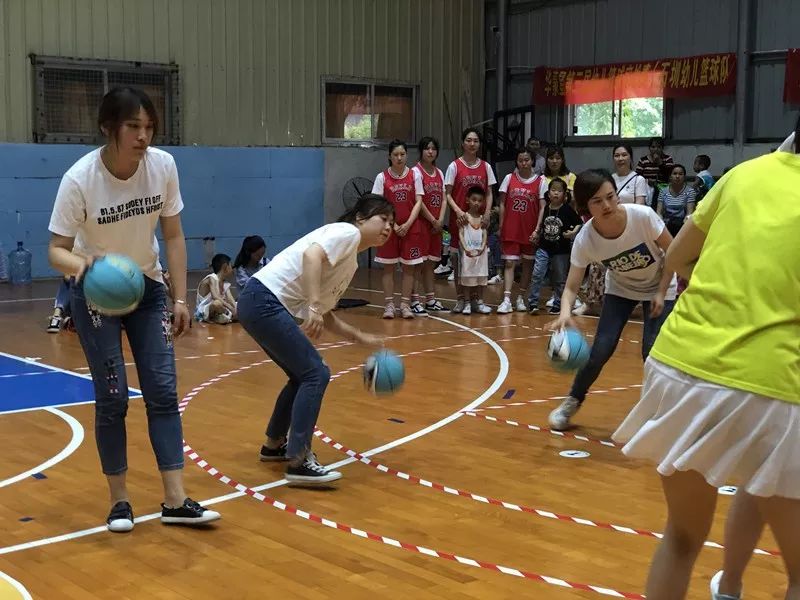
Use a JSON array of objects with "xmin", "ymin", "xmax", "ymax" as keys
[{"xmin": 48, "ymin": 234, "xmax": 93, "ymax": 279}]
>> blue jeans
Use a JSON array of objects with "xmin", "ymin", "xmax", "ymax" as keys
[
  {"xmin": 528, "ymin": 249, "xmax": 569, "ymax": 309},
  {"xmin": 70, "ymin": 277, "xmax": 183, "ymax": 475},
  {"xmin": 237, "ymin": 279, "xmax": 330, "ymax": 460},
  {"xmin": 54, "ymin": 278, "xmax": 72, "ymax": 316},
  {"xmin": 569, "ymin": 293, "xmax": 675, "ymax": 402},
  {"xmin": 488, "ymin": 233, "xmax": 502, "ymax": 277}
]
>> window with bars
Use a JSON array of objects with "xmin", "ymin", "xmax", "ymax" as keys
[
  {"xmin": 322, "ymin": 78, "xmax": 417, "ymax": 144},
  {"xmin": 31, "ymin": 55, "xmax": 180, "ymax": 145}
]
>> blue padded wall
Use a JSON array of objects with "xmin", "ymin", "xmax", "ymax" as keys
[{"xmin": 0, "ymin": 144, "xmax": 324, "ymax": 278}]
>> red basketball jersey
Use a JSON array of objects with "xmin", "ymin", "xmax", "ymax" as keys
[
  {"xmin": 449, "ymin": 158, "xmax": 491, "ymax": 212},
  {"xmin": 380, "ymin": 168, "xmax": 421, "ymax": 234},
  {"xmin": 413, "ymin": 164, "xmax": 445, "ymax": 219},
  {"xmin": 501, "ymin": 172, "xmax": 542, "ymax": 243}
]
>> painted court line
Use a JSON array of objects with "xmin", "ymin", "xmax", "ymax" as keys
[
  {"xmin": 463, "ymin": 412, "xmax": 622, "ymax": 448},
  {"xmin": 310, "ymin": 429, "xmax": 779, "ymax": 558},
  {"xmin": 0, "ymin": 352, "xmax": 143, "ymax": 400},
  {"xmin": 0, "ymin": 315, "xmax": 510, "ymax": 560},
  {"xmin": 0, "ymin": 407, "xmax": 85, "ymax": 488},
  {"xmin": 182, "ymin": 439, "xmax": 646, "ymax": 599}
]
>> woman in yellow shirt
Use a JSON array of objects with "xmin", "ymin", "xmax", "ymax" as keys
[{"xmin": 613, "ymin": 121, "xmax": 800, "ymax": 600}]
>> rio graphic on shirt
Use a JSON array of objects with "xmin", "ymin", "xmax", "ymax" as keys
[{"xmin": 601, "ymin": 242, "xmax": 655, "ymax": 273}]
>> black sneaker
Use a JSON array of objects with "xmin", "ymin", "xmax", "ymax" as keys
[
  {"xmin": 107, "ymin": 501, "xmax": 134, "ymax": 533},
  {"xmin": 47, "ymin": 315, "xmax": 62, "ymax": 333},
  {"xmin": 259, "ymin": 440, "xmax": 288, "ymax": 462},
  {"xmin": 161, "ymin": 497, "xmax": 221, "ymax": 525},
  {"xmin": 285, "ymin": 452, "xmax": 342, "ymax": 486},
  {"xmin": 548, "ymin": 306, "xmax": 561, "ymax": 314}
]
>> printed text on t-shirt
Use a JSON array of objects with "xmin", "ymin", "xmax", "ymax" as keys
[{"xmin": 97, "ymin": 195, "xmax": 163, "ymax": 225}]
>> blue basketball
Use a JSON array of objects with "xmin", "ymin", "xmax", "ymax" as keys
[
  {"xmin": 83, "ymin": 254, "xmax": 145, "ymax": 316},
  {"xmin": 547, "ymin": 328, "xmax": 590, "ymax": 372},
  {"xmin": 363, "ymin": 350, "xmax": 405, "ymax": 396}
]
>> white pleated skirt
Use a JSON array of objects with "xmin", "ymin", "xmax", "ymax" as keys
[{"xmin": 613, "ymin": 358, "xmax": 800, "ymax": 499}]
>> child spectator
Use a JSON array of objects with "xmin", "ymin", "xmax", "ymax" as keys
[
  {"xmin": 195, "ymin": 254, "xmax": 237, "ymax": 324},
  {"xmin": 692, "ymin": 154, "xmax": 715, "ymax": 202},
  {"xmin": 528, "ymin": 178, "xmax": 582, "ymax": 314},
  {"xmin": 233, "ymin": 235, "xmax": 269, "ymax": 291},
  {"xmin": 458, "ymin": 187, "xmax": 491, "ymax": 314}
]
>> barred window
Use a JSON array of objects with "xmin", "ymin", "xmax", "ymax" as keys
[
  {"xmin": 323, "ymin": 78, "xmax": 417, "ymax": 144},
  {"xmin": 31, "ymin": 55, "xmax": 180, "ymax": 145}
]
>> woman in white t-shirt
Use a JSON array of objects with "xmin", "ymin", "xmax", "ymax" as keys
[
  {"xmin": 47, "ymin": 87, "xmax": 220, "ymax": 532},
  {"xmin": 238, "ymin": 194, "xmax": 392, "ymax": 486},
  {"xmin": 546, "ymin": 169, "xmax": 677, "ymax": 432},
  {"xmin": 611, "ymin": 144, "xmax": 648, "ymax": 205}
]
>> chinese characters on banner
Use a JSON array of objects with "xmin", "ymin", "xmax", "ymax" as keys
[
  {"xmin": 784, "ymin": 49, "xmax": 800, "ymax": 104},
  {"xmin": 533, "ymin": 53, "xmax": 737, "ymax": 105}
]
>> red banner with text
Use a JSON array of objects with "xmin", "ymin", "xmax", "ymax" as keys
[
  {"xmin": 534, "ymin": 52, "xmax": 737, "ymax": 105},
  {"xmin": 784, "ymin": 49, "xmax": 800, "ymax": 104}
]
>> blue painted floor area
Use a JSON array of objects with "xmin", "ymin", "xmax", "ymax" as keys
[{"xmin": 0, "ymin": 353, "xmax": 141, "ymax": 413}]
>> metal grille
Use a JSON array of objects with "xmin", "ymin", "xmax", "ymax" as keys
[{"xmin": 31, "ymin": 55, "xmax": 180, "ymax": 145}]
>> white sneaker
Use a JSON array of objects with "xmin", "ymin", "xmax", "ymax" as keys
[
  {"xmin": 487, "ymin": 274, "xmax": 503, "ymax": 285},
  {"xmin": 451, "ymin": 299, "xmax": 465, "ymax": 313},
  {"xmin": 710, "ymin": 571, "xmax": 741, "ymax": 600},
  {"xmin": 572, "ymin": 299, "xmax": 588, "ymax": 316},
  {"xmin": 475, "ymin": 301, "xmax": 492, "ymax": 314},
  {"xmin": 461, "ymin": 302, "xmax": 472, "ymax": 315},
  {"xmin": 545, "ymin": 297, "xmax": 555, "ymax": 308},
  {"xmin": 433, "ymin": 264, "xmax": 451, "ymax": 275},
  {"xmin": 548, "ymin": 397, "xmax": 581, "ymax": 431},
  {"xmin": 515, "ymin": 296, "xmax": 527, "ymax": 312},
  {"xmin": 447, "ymin": 272, "xmax": 455, "ymax": 282},
  {"xmin": 496, "ymin": 297, "xmax": 513, "ymax": 314}
]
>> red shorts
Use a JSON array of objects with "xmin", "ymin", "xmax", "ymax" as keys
[
  {"xmin": 448, "ymin": 214, "xmax": 461, "ymax": 250},
  {"xmin": 423, "ymin": 225, "xmax": 442, "ymax": 262},
  {"xmin": 501, "ymin": 240, "xmax": 535, "ymax": 260},
  {"xmin": 375, "ymin": 230, "xmax": 425, "ymax": 265}
]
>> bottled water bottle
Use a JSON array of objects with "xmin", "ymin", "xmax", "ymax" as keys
[{"xmin": 9, "ymin": 241, "xmax": 32, "ymax": 284}]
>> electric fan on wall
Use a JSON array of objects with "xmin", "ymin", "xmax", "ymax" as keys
[
  {"xmin": 342, "ymin": 177, "xmax": 374, "ymax": 211},
  {"xmin": 337, "ymin": 177, "xmax": 375, "ymax": 310}
]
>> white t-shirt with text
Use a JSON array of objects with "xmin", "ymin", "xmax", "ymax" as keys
[
  {"xmin": 48, "ymin": 147, "xmax": 184, "ymax": 282},
  {"xmin": 570, "ymin": 204, "xmax": 677, "ymax": 301},
  {"xmin": 252, "ymin": 222, "xmax": 361, "ymax": 319}
]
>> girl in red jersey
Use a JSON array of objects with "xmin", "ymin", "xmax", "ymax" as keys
[
  {"xmin": 411, "ymin": 136, "xmax": 447, "ymax": 314},
  {"xmin": 372, "ymin": 139, "xmax": 425, "ymax": 319},
  {"xmin": 496, "ymin": 148, "xmax": 545, "ymax": 313},
  {"xmin": 444, "ymin": 128, "xmax": 497, "ymax": 314}
]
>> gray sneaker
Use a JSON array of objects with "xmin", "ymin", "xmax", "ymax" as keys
[
  {"xmin": 548, "ymin": 396, "xmax": 581, "ymax": 431},
  {"xmin": 451, "ymin": 299, "xmax": 465, "ymax": 313}
]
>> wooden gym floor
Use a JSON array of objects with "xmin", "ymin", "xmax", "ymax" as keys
[{"xmin": 0, "ymin": 269, "xmax": 786, "ymax": 599}]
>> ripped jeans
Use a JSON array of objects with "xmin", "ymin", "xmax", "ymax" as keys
[{"xmin": 71, "ymin": 277, "xmax": 183, "ymax": 475}]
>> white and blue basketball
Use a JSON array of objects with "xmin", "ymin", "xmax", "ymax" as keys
[
  {"xmin": 363, "ymin": 350, "xmax": 405, "ymax": 396},
  {"xmin": 83, "ymin": 254, "xmax": 145, "ymax": 316},
  {"xmin": 547, "ymin": 328, "xmax": 590, "ymax": 372}
]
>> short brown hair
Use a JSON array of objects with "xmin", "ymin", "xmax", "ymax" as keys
[{"xmin": 573, "ymin": 169, "xmax": 616, "ymax": 216}]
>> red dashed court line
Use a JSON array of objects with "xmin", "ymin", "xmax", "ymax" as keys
[
  {"xmin": 462, "ymin": 412, "xmax": 624, "ymax": 448},
  {"xmin": 72, "ymin": 324, "xmax": 518, "ymax": 370},
  {"xmin": 470, "ymin": 384, "xmax": 644, "ymax": 412},
  {"xmin": 175, "ymin": 337, "xmax": 648, "ymax": 597},
  {"xmin": 311, "ymin": 429, "xmax": 780, "ymax": 558},
  {"xmin": 181, "ymin": 439, "xmax": 645, "ymax": 598}
]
